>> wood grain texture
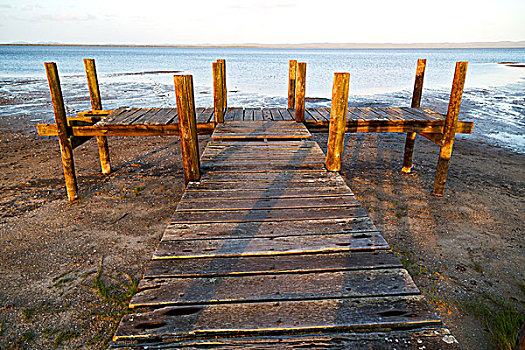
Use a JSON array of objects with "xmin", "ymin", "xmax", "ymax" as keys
[
  {"xmin": 114, "ymin": 295, "xmax": 440, "ymax": 340},
  {"xmin": 434, "ymin": 62, "xmax": 468, "ymax": 196},
  {"xmin": 288, "ymin": 60, "xmax": 297, "ymax": 109},
  {"xmin": 213, "ymin": 62, "xmax": 225, "ymax": 123},
  {"xmin": 143, "ymin": 250, "xmax": 400, "ymax": 278},
  {"xmin": 174, "ymin": 75, "xmax": 200, "ymax": 184},
  {"xmin": 326, "ymin": 73, "xmax": 350, "ymax": 172},
  {"xmin": 45, "ymin": 62, "xmax": 78, "ymax": 201},
  {"xmin": 294, "ymin": 62, "xmax": 306, "ymax": 122}
]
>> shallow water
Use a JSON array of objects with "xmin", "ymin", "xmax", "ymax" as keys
[{"xmin": 0, "ymin": 46, "xmax": 523, "ymax": 153}]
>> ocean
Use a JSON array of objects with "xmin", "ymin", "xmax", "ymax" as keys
[{"xmin": 0, "ymin": 46, "xmax": 523, "ymax": 153}]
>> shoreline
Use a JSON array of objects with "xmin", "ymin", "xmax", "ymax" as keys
[{"xmin": 2, "ymin": 41, "xmax": 525, "ymax": 49}]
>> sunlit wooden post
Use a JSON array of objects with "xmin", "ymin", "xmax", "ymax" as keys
[
  {"xmin": 45, "ymin": 62, "xmax": 78, "ymax": 201},
  {"xmin": 83, "ymin": 58, "xmax": 111, "ymax": 175},
  {"xmin": 402, "ymin": 59, "xmax": 426, "ymax": 173},
  {"xmin": 287, "ymin": 60, "xmax": 297, "ymax": 109},
  {"xmin": 433, "ymin": 61, "xmax": 468, "ymax": 196},
  {"xmin": 212, "ymin": 61, "xmax": 225, "ymax": 123},
  {"xmin": 174, "ymin": 75, "xmax": 200, "ymax": 185},
  {"xmin": 325, "ymin": 73, "xmax": 350, "ymax": 172},
  {"xmin": 294, "ymin": 62, "xmax": 306, "ymax": 122},
  {"xmin": 217, "ymin": 59, "xmax": 227, "ymax": 111}
]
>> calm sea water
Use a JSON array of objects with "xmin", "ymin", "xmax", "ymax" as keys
[{"xmin": 1, "ymin": 46, "xmax": 524, "ymax": 152}]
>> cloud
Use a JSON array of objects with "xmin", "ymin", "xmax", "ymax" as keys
[
  {"xmin": 36, "ymin": 13, "xmax": 97, "ymax": 21},
  {"xmin": 227, "ymin": 0, "xmax": 296, "ymax": 10},
  {"xmin": 0, "ymin": 4, "xmax": 11, "ymax": 8}
]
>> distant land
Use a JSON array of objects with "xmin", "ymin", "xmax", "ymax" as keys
[{"xmin": 2, "ymin": 41, "xmax": 525, "ymax": 49}]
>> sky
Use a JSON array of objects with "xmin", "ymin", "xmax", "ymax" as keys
[{"xmin": 1, "ymin": 0, "xmax": 524, "ymax": 45}]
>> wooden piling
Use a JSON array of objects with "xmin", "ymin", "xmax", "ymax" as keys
[
  {"xmin": 325, "ymin": 73, "xmax": 350, "ymax": 172},
  {"xmin": 45, "ymin": 62, "xmax": 78, "ymax": 201},
  {"xmin": 294, "ymin": 62, "xmax": 306, "ymax": 122},
  {"xmin": 174, "ymin": 75, "xmax": 200, "ymax": 185},
  {"xmin": 433, "ymin": 61, "xmax": 468, "ymax": 196},
  {"xmin": 288, "ymin": 60, "xmax": 297, "ymax": 109},
  {"xmin": 217, "ymin": 59, "xmax": 227, "ymax": 111},
  {"xmin": 402, "ymin": 59, "xmax": 427, "ymax": 173},
  {"xmin": 212, "ymin": 62, "xmax": 225, "ymax": 123},
  {"xmin": 83, "ymin": 58, "xmax": 111, "ymax": 175}
]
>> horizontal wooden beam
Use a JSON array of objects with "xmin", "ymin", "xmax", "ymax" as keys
[
  {"xmin": 37, "ymin": 123, "xmax": 215, "ymax": 136},
  {"xmin": 305, "ymin": 121, "xmax": 473, "ymax": 134},
  {"xmin": 417, "ymin": 132, "xmax": 444, "ymax": 146},
  {"xmin": 76, "ymin": 109, "xmax": 113, "ymax": 117}
]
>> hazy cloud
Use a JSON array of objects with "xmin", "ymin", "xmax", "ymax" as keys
[
  {"xmin": 0, "ymin": 4, "xmax": 11, "ymax": 8},
  {"xmin": 37, "ymin": 13, "xmax": 97, "ymax": 21},
  {"xmin": 227, "ymin": 0, "xmax": 296, "ymax": 10}
]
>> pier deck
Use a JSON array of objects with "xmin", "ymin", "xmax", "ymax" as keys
[
  {"xmin": 110, "ymin": 121, "xmax": 458, "ymax": 349},
  {"xmin": 37, "ymin": 106, "xmax": 473, "ymax": 137}
]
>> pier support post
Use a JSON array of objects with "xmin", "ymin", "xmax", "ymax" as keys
[
  {"xmin": 45, "ymin": 62, "xmax": 78, "ymax": 201},
  {"xmin": 402, "ymin": 58, "xmax": 426, "ymax": 173},
  {"xmin": 433, "ymin": 61, "xmax": 468, "ymax": 196},
  {"xmin": 288, "ymin": 60, "xmax": 297, "ymax": 109},
  {"xmin": 84, "ymin": 58, "xmax": 111, "ymax": 175},
  {"xmin": 213, "ymin": 61, "xmax": 225, "ymax": 123},
  {"xmin": 294, "ymin": 62, "xmax": 306, "ymax": 122},
  {"xmin": 217, "ymin": 59, "xmax": 227, "ymax": 111},
  {"xmin": 174, "ymin": 75, "xmax": 201, "ymax": 185},
  {"xmin": 326, "ymin": 73, "xmax": 350, "ymax": 172}
]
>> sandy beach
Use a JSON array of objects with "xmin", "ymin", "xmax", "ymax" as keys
[{"xmin": 0, "ymin": 111, "xmax": 523, "ymax": 349}]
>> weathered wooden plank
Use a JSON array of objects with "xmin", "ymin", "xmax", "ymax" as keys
[
  {"xmin": 181, "ymin": 186, "xmax": 354, "ymax": 200},
  {"xmin": 196, "ymin": 107, "xmax": 214, "ymax": 124},
  {"xmin": 170, "ymin": 205, "xmax": 366, "ymax": 224},
  {"xmin": 177, "ymin": 195, "xmax": 357, "ymax": 211},
  {"xmin": 119, "ymin": 108, "xmax": 150, "ymax": 124},
  {"xmin": 244, "ymin": 108, "xmax": 255, "ymax": 121},
  {"xmin": 144, "ymin": 250, "xmax": 399, "ymax": 279},
  {"xmin": 253, "ymin": 108, "xmax": 264, "ymax": 121},
  {"xmin": 114, "ymin": 295, "xmax": 441, "ymax": 340},
  {"xmin": 401, "ymin": 107, "xmax": 443, "ymax": 121},
  {"xmin": 131, "ymin": 268, "xmax": 418, "ymax": 307},
  {"xmin": 262, "ymin": 109, "xmax": 273, "ymax": 121},
  {"xmin": 280, "ymin": 108, "xmax": 295, "ymax": 121},
  {"xmin": 64, "ymin": 123, "xmax": 214, "ymax": 136},
  {"xmin": 269, "ymin": 108, "xmax": 284, "ymax": 120},
  {"xmin": 163, "ymin": 217, "xmax": 376, "ymax": 240},
  {"xmin": 224, "ymin": 107, "xmax": 244, "ymax": 121},
  {"xmin": 197, "ymin": 171, "xmax": 341, "ymax": 184},
  {"xmin": 143, "ymin": 108, "xmax": 177, "ymax": 125},
  {"xmin": 202, "ymin": 148, "xmax": 326, "ymax": 157},
  {"xmin": 128, "ymin": 108, "xmax": 155, "ymax": 124},
  {"xmin": 110, "ymin": 326, "xmax": 459, "ymax": 349},
  {"xmin": 155, "ymin": 231, "xmax": 386, "ymax": 259},
  {"xmin": 185, "ymin": 178, "xmax": 348, "ymax": 191}
]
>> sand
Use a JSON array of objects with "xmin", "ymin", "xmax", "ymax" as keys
[{"xmin": 0, "ymin": 114, "xmax": 524, "ymax": 349}]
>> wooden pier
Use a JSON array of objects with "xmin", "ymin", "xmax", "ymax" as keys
[
  {"xmin": 110, "ymin": 121, "xmax": 458, "ymax": 349},
  {"xmin": 36, "ymin": 58, "xmax": 472, "ymax": 348}
]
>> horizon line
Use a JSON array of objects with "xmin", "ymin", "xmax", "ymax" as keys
[{"xmin": 2, "ymin": 41, "xmax": 525, "ymax": 49}]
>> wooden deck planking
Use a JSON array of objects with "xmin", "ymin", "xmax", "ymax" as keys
[
  {"xmin": 111, "ymin": 123, "xmax": 454, "ymax": 347},
  {"xmin": 212, "ymin": 120, "xmax": 311, "ymax": 140}
]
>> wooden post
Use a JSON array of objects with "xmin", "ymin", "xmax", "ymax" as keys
[
  {"xmin": 287, "ymin": 60, "xmax": 297, "ymax": 109},
  {"xmin": 83, "ymin": 58, "xmax": 111, "ymax": 175},
  {"xmin": 212, "ymin": 62, "xmax": 225, "ymax": 123},
  {"xmin": 294, "ymin": 62, "xmax": 306, "ymax": 122},
  {"xmin": 433, "ymin": 61, "xmax": 468, "ymax": 196},
  {"xmin": 174, "ymin": 75, "xmax": 200, "ymax": 185},
  {"xmin": 45, "ymin": 62, "xmax": 78, "ymax": 201},
  {"xmin": 217, "ymin": 59, "xmax": 227, "ymax": 110},
  {"xmin": 325, "ymin": 73, "xmax": 350, "ymax": 172},
  {"xmin": 402, "ymin": 58, "xmax": 427, "ymax": 173}
]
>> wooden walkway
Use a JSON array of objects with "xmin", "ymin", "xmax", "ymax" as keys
[
  {"xmin": 110, "ymin": 122, "xmax": 459, "ymax": 349},
  {"xmin": 38, "ymin": 106, "xmax": 473, "ymax": 137}
]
